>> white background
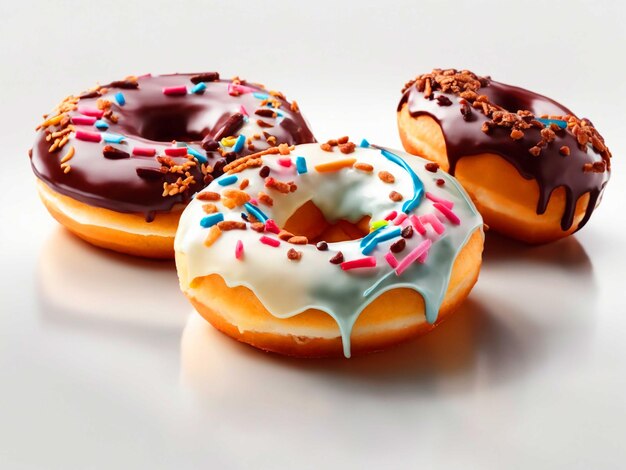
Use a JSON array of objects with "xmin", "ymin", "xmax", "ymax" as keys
[{"xmin": 1, "ymin": 1, "xmax": 625, "ymax": 468}]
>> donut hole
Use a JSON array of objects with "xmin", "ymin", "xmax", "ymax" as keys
[
  {"xmin": 282, "ymin": 200, "xmax": 371, "ymax": 244},
  {"xmin": 136, "ymin": 106, "xmax": 206, "ymax": 143}
]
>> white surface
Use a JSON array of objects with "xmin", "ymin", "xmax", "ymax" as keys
[{"xmin": 1, "ymin": 1, "xmax": 625, "ymax": 468}]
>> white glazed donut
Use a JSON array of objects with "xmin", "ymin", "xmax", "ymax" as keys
[{"xmin": 175, "ymin": 138, "xmax": 484, "ymax": 357}]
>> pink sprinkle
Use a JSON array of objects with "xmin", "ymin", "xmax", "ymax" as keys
[
  {"xmin": 249, "ymin": 198, "xmax": 258, "ymax": 205},
  {"xmin": 228, "ymin": 83, "xmax": 255, "ymax": 95},
  {"xmin": 395, "ymin": 240, "xmax": 432, "ymax": 276},
  {"xmin": 417, "ymin": 250, "xmax": 429, "ymax": 264},
  {"xmin": 259, "ymin": 236, "xmax": 280, "ymax": 247},
  {"xmin": 384, "ymin": 252, "xmax": 399, "ymax": 268},
  {"xmin": 132, "ymin": 147, "xmax": 156, "ymax": 157},
  {"xmin": 164, "ymin": 147, "xmax": 188, "ymax": 157},
  {"xmin": 341, "ymin": 256, "xmax": 377, "ymax": 271},
  {"xmin": 264, "ymin": 219, "xmax": 281, "ymax": 234},
  {"xmin": 425, "ymin": 192, "xmax": 454, "ymax": 209},
  {"xmin": 162, "ymin": 85, "xmax": 187, "ymax": 96},
  {"xmin": 409, "ymin": 214, "xmax": 427, "ymax": 235},
  {"xmin": 71, "ymin": 116, "xmax": 97, "ymax": 125},
  {"xmin": 235, "ymin": 240, "xmax": 244, "ymax": 260},
  {"xmin": 75, "ymin": 130, "xmax": 101, "ymax": 143},
  {"xmin": 393, "ymin": 213, "xmax": 408, "ymax": 226},
  {"xmin": 278, "ymin": 157, "xmax": 292, "ymax": 167},
  {"xmin": 384, "ymin": 210, "xmax": 398, "ymax": 221},
  {"xmin": 78, "ymin": 107, "xmax": 104, "ymax": 118},
  {"xmin": 420, "ymin": 213, "xmax": 445, "ymax": 235},
  {"xmin": 240, "ymin": 105, "xmax": 249, "ymax": 117},
  {"xmin": 433, "ymin": 203, "xmax": 461, "ymax": 225}
]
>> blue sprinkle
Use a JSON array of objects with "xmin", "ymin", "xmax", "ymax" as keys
[
  {"xmin": 295, "ymin": 156, "xmax": 308, "ymax": 174},
  {"xmin": 102, "ymin": 133, "xmax": 125, "ymax": 144},
  {"xmin": 244, "ymin": 202, "xmax": 269, "ymax": 223},
  {"xmin": 359, "ymin": 225, "xmax": 385, "ymax": 248},
  {"xmin": 94, "ymin": 120, "xmax": 109, "ymax": 130},
  {"xmin": 361, "ymin": 227, "xmax": 402, "ymax": 255},
  {"xmin": 253, "ymin": 92, "xmax": 269, "ymax": 100},
  {"xmin": 218, "ymin": 175, "xmax": 238, "ymax": 186},
  {"xmin": 200, "ymin": 213, "xmax": 224, "ymax": 228},
  {"xmin": 536, "ymin": 118, "xmax": 567, "ymax": 129},
  {"xmin": 380, "ymin": 148, "xmax": 425, "ymax": 213},
  {"xmin": 360, "ymin": 138, "xmax": 370, "ymax": 148},
  {"xmin": 186, "ymin": 145, "xmax": 208, "ymax": 164},
  {"xmin": 190, "ymin": 82, "xmax": 207, "ymax": 94},
  {"xmin": 232, "ymin": 134, "xmax": 246, "ymax": 153},
  {"xmin": 114, "ymin": 92, "xmax": 126, "ymax": 106}
]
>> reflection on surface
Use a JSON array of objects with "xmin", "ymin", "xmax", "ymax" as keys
[
  {"xmin": 180, "ymin": 232, "xmax": 598, "ymax": 403},
  {"xmin": 37, "ymin": 228, "xmax": 188, "ymax": 337}
]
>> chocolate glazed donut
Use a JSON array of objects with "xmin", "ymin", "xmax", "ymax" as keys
[
  {"xmin": 398, "ymin": 69, "xmax": 611, "ymax": 236},
  {"xmin": 30, "ymin": 73, "xmax": 316, "ymax": 222},
  {"xmin": 29, "ymin": 73, "xmax": 316, "ymax": 258}
]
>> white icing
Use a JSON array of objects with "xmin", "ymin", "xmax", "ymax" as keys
[{"xmin": 175, "ymin": 143, "xmax": 483, "ymax": 356}]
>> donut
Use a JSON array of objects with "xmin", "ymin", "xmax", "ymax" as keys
[
  {"xmin": 174, "ymin": 138, "xmax": 484, "ymax": 358},
  {"xmin": 397, "ymin": 69, "xmax": 611, "ymax": 244},
  {"xmin": 30, "ymin": 73, "xmax": 315, "ymax": 258}
]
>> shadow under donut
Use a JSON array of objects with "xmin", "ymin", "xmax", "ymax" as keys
[
  {"xmin": 180, "ymin": 233, "xmax": 598, "ymax": 401},
  {"xmin": 36, "ymin": 227, "xmax": 187, "ymax": 342}
]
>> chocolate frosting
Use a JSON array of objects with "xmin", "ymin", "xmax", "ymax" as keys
[
  {"xmin": 399, "ymin": 74, "xmax": 610, "ymax": 231},
  {"xmin": 30, "ymin": 73, "xmax": 316, "ymax": 219}
]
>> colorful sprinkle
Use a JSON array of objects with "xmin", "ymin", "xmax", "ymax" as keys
[
  {"xmin": 190, "ymin": 82, "xmax": 207, "ymax": 94},
  {"xmin": 395, "ymin": 240, "xmax": 432, "ymax": 276},
  {"xmin": 295, "ymin": 156, "xmax": 308, "ymax": 174},
  {"xmin": 385, "ymin": 252, "xmax": 399, "ymax": 268},
  {"xmin": 164, "ymin": 147, "xmax": 188, "ymax": 157},
  {"xmin": 75, "ymin": 130, "xmax": 102, "ymax": 143},
  {"xmin": 409, "ymin": 214, "xmax": 427, "ymax": 235},
  {"xmin": 163, "ymin": 85, "xmax": 187, "ymax": 96},
  {"xmin": 536, "ymin": 118, "xmax": 567, "ymax": 129},
  {"xmin": 259, "ymin": 235, "xmax": 280, "ymax": 247},
  {"xmin": 314, "ymin": 158, "xmax": 356, "ymax": 173},
  {"xmin": 132, "ymin": 147, "xmax": 156, "ymax": 157},
  {"xmin": 114, "ymin": 92, "xmax": 126, "ymax": 106},
  {"xmin": 102, "ymin": 133, "xmax": 125, "ymax": 144},
  {"xmin": 384, "ymin": 211, "xmax": 398, "ymax": 221},
  {"xmin": 425, "ymin": 192, "xmax": 454, "ymax": 209},
  {"xmin": 370, "ymin": 220, "xmax": 389, "ymax": 232},
  {"xmin": 360, "ymin": 226, "xmax": 385, "ymax": 248},
  {"xmin": 265, "ymin": 219, "xmax": 281, "ymax": 234},
  {"xmin": 220, "ymin": 136, "xmax": 237, "ymax": 147},
  {"xmin": 94, "ymin": 120, "xmax": 109, "ymax": 130},
  {"xmin": 232, "ymin": 134, "xmax": 246, "ymax": 153},
  {"xmin": 186, "ymin": 145, "xmax": 208, "ymax": 164},
  {"xmin": 341, "ymin": 256, "xmax": 377, "ymax": 271},
  {"xmin": 78, "ymin": 107, "xmax": 104, "ymax": 118},
  {"xmin": 253, "ymin": 92, "xmax": 269, "ymax": 100},
  {"xmin": 235, "ymin": 240, "xmax": 244, "ymax": 260},
  {"xmin": 240, "ymin": 105, "xmax": 249, "ymax": 117},
  {"xmin": 244, "ymin": 202, "xmax": 269, "ymax": 222},
  {"xmin": 71, "ymin": 116, "xmax": 97, "ymax": 125},
  {"xmin": 433, "ymin": 203, "xmax": 461, "ymax": 225},
  {"xmin": 359, "ymin": 138, "xmax": 370, "ymax": 148},
  {"xmin": 393, "ymin": 213, "xmax": 408, "ymax": 225},
  {"xmin": 420, "ymin": 213, "xmax": 445, "ymax": 234},
  {"xmin": 218, "ymin": 175, "xmax": 238, "ymax": 186},
  {"xmin": 200, "ymin": 213, "xmax": 224, "ymax": 228},
  {"xmin": 278, "ymin": 157, "xmax": 292, "ymax": 168},
  {"xmin": 228, "ymin": 83, "xmax": 256, "ymax": 95}
]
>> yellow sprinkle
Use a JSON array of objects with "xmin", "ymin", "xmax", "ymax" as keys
[
  {"xmin": 370, "ymin": 220, "xmax": 388, "ymax": 232},
  {"xmin": 220, "ymin": 136, "xmax": 237, "ymax": 147},
  {"xmin": 204, "ymin": 226, "xmax": 222, "ymax": 247},
  {"xmin": 40, "ymin": 113, "xmax": 65, "ymax": 128},
  {"xmin": 63, "ymin": 165, "xmax": 71, "ymax": 174}
]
